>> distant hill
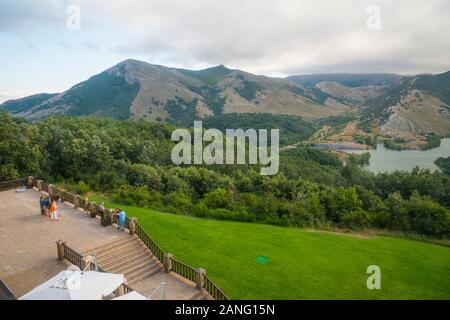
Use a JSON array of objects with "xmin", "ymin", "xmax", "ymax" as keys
[
  {"xmin": 1, "ymin": 93, "xmax": 58, "ymax": 113},
  {"xmin": 363, "ymin": 71, "xmax": 450, "ymax": 138},
  {"xmin": 287, "ymin": 73, "xmax": 402, "ymax": 88},
  {"xmin": 0, "ymin": 59, "xmax": 349, "ymax": 125},
  {"xmin": 287, "ymin": 71, "xmax": 450, "ymax": 143},
  {"xmin": 1, "ymin": 60, "xmax": 448, "ymax": 143}
]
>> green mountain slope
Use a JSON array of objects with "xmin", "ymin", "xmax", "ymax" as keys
[
  {"xmin": 1, "ymin": 93, "xmax": 58, "ymax": 113},
  {"xmin": 0, "ymin": 59, "xmax": 348, "ymax": 124},
  {"xmin": 203, "ymin": 112, "xmax": 318, "ymax": 146},
  {"xmin": 176, "ymin": 64, "xmax": 232, "ymax": 86}
]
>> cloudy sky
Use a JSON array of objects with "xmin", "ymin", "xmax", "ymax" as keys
[{"xmin": 0, "ymin": 0, "xmax": 449, "ymax": 102}]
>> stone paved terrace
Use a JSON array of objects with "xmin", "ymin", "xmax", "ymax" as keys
[{"xmin": 0, "ymin": 188, "xmax": 201, "ymax": 299}]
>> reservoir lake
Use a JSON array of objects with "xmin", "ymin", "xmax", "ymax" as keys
[{"xmin": 342, "ymin": 138, "xmax": 450, "ymax": 173}]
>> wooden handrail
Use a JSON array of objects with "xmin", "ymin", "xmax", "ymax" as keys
[
  {"xmin": 172, "ymin": 258, "xmax": 196, "ymax": 282},
  {"xmin": 62, "ymin": 243, "xmax": 83, "ymax": 268},
  {"xmin": 41, "ymin": 182, "xmax": 49, "ymax": 193},
  {"xmin": 135, "ymin": 223, "xmax": 165, "ymax": 262},
  {"xmin": 0, "ymin": 178, "xmax": 27, "ymax": 191},
  {"xmin": 204, "ymin": 275, "xmax": 230, "ymax": 300}
]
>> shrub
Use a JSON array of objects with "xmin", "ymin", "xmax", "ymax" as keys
[
  {"xmin": 203, "ymin": 188, "xmax": 231, "ymax": 209},
  {"xmin": 408, "ymin": 193, "xmax": 450, "ymax": 238},
  {"xmin": 341, "ymin": 209, "xmax": 370, "ymax": 229},
  {"xmin": 112, "ymin": 185, "xmax": 151, "ymax": 207},
  {"xmin": 77, "ymin": 181, "xmax": 90, "ymax": 195},
  {"xmin": 126, "ymin": 164, "xmax": 163, "ymax": 191},
  {"xmin": 166, "ymin": 191, "xmax": 193, "ymax": 213},
  {"xmin": 193, "ymin": 201, "xmax": 210, "ymax": 218},
  {"xmin": 325, "ymin": 187, "xmax": 362, "ymax": 223},
  {"xmin": 287, "ymin": 202, "xmax": 314, "ymax": 227},
  {"xmin": 383, "ymin": 192, "xmax": 411, "ymax": 232}
]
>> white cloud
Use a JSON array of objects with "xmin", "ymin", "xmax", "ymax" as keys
[
  {"xmin": 0, "ymin": 0, "xmax": 449, "ymax": 99},
  {"xmin": 77, "ymin": 0, "xmax": 450, "ymax": 75}
]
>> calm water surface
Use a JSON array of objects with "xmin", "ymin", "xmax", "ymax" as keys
[{"xmin": 342, "ymin": 138, "xmax": 450, "ymax": 173}]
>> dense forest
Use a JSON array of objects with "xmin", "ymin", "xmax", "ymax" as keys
[
  {"xmin": 203, "ymin": 113, "xmax": 317, "ymax": 146},
  {"xmin": 0, "ymin": 111, "xmax": 449, "ymax": 238}
]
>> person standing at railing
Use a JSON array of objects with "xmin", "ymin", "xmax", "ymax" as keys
[
  {"xmin": 42, "ymin": 195, "xmax": 51, "ymax": 217},
  {"xmin": 99, "ymin": 202, "xmax": 105, "ymax": 215},
  {"xmin": 39, "ymin": 195, "xmax": 46, "ymax": 215},
  {"xmin": 49, "ymin": 198, "xmax": 59, "ymax": 221},
  {"xmin": 117, "ymin": 209, "xmax": 126, "ymax": 231},
  {"xmin": 84, "ymin": 196, "xmax": 89, "ymax": 214}
]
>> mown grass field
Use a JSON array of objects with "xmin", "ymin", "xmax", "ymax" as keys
[{"xmin": 93, "ymin": 197, "xmax": 450, "ymax": 299}]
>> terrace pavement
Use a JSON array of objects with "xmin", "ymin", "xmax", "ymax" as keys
[{"xmin": 0, "ymin": 188, "xmax": 201, "ymax": 299}]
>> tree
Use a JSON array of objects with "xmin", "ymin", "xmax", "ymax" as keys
[
  {"xmin": 325, "ymin": 187, "xmax": 362, "ymax": 223},
  {"xmin": 435, "ymin": 156, "xmax": 450, "ymax": 175},
  {"xmin": 0, "ymin": 112, "xmax": 42, "ymax": 180},
  {"xmin": 127, "ymin": 164, "xmax": 163, "ymax": 191},
  {"xmin": 203, "ymin": 188, "xmax": 231, "ymax": 209},
  {"xmin": 408, "ymin": 193, "xmax": 450, "ymax": 238}
]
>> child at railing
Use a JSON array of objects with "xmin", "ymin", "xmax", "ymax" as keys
[{"xmin": 49, "ymin": 198, "xmax": 59, "ymax": 221}]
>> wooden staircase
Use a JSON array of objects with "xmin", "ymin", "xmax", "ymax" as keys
[
  {"xmin": 82, "ymin": 233, "xmax": 211, "ymax": 299},
  {"xmin": 83, "ymin": 235, "xmax": 163, "ymax": 286}
]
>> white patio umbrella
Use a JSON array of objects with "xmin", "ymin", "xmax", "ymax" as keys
[
  {"xmin": 113, "ymin": 290, "xmax": 149, "ymax": 300},
  {"xmin": 19, "ymin": 270, "xmax": 124, "ymax": 300}
]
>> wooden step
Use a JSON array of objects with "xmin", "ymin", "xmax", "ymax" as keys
[
  {"xmin": 124, "ymin": 259, "xmax": 159, "ymax": 278},
  {"xmin": 121, "ymin": 260, "xmax": 160, "ymax": 279},
  {"xmin": 96, "ymin": 242, "xmax": 147, "ymax": 263},
  {"xmin": 128, "ymin": 267, "xmax": 163, "ymax": 286},
  {"xmin": 83, "ymin": 235, "xmax": 134, "ymax": 255},
  {"xmin": 108, "ymin": 254, "xmax": 155, "ymax": 274},
  {"xmin": 127, "ymin": 263, "xmax": 163, "ymax": 285},
  {"xmin": 82, "ymin": 235, "xmax": 130, "ymax": 255},
  {"xmin": 96, "ymin": 241, "xmax": 146, "ymax": 262},
  {"xmin": 91, "ymin": 237, "xmax": 138, "ymax": 256},
  {"xmin": 98, "ymin": 246, "xmax": 150, "ymax": 268},
  {"xmin": 83, "ymin": 234, "xmax": 166, "ymax": 288}
]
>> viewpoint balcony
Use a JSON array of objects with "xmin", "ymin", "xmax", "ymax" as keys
[{"xmin": 0, "ymin": 186, "xmax": 206, "ymax": 299}]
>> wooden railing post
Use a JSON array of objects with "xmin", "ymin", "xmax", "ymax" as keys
[
  {"xmin": 89, "ymin": 202, "xmax": 95, "ymax": 213},
  {"xmin": 74, "ymin": 195, "xmax": 80, "ymax": 209},
  {"xmin": 37, "ymin": 180, "xmax": 42, "ymax": 191},
  {"xmin": 107, "ymin": 208, "xmax": 113, "ymax": 219},
  {"xmin": 163, "ymin": 253, "xmax": 173, "ymax": 273},
  {"xmin": 48, "ymin": 184, "xmax": 53, "ymax": 196},
  {"xmin": 56, "ymin": 240, "xmax": 65, "ymax": 261},
  {"xmin": 89, "ymin": 202, "xmax": 98, "ymax": 218},
  {"xmin": 27, "ymin": 176, "xmax": 33, "ymax": 189},
  {"xmin": 195, "ymin": 268, "xmax": 206, "ymax": 290},
  {"xmin": 129, "ymin": 217, "xmax": 137, "ymax": 235},
  {"xmin": 81, "ymin": 255, "xmax": 93, "ymax": 271}
]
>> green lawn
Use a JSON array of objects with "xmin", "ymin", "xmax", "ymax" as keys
[{"xmin": 93, "ymin": 197, "xmax": 450, "ymax": 299}]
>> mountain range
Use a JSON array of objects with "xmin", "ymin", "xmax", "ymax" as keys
[{"xmin": 1, "ymin": 59, "xmax": 449, "ymax": 142}]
